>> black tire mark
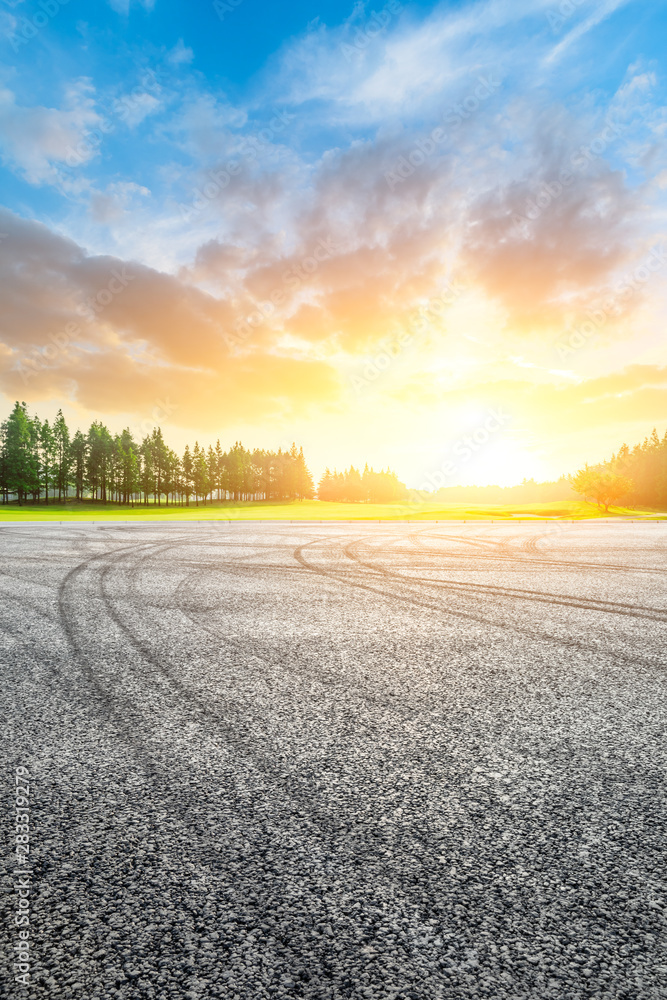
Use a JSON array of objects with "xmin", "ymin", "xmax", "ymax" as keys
[
  {"xmin": 417, "ymin": 528, "xmax": 667, "ymax": 576},
  {"xmin": 87, "ymin": 532, "xmax": 401, "ymax": 834},
  {"xmin": 55, "ymin": 533, "xmax": 376, "ymax": 989},
  {"xmin": 293, "ymin": 537, "xmax": 665, "ymax": 670},
  {"xmin": 59, "ymin": 530, "xmax": 470, "ymax": 989},
  {"xmin": 342, "ymin": 537, "xmax": 667, "ymax": 623}
]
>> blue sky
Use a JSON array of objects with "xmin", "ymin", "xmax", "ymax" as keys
[
  {"xmin": 3, "ymin": 0, "xmax": 663, "ymax": 251},
  {"xmin": 1, "ymin": 0, "xmax": 667, "ymax": 485}
]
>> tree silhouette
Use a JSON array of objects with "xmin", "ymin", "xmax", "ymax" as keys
[
  {"xmin": 4, "ymin": 401, "xmax": 663, "ymax": 511},
  {"xmin": 317, "ymin": 464, "xmax": 407, "ymax": 503},
  {"xmin": 53, "ymin": 409, "xmax": 71, "ymax": 502},
  {"xmin": 182, "ymin": 445, "xmax": 193, "ymax": 506},
  {"xmin": 568, "ymin": 466, "xmax": 635, "ymax": 512},
  {"xmin": 40, "ymin": 419, "xmax": 55, "ymax": 504}
]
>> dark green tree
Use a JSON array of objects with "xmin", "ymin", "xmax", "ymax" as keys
[
  {"xmin": 2, "ymin": 402, "xmax": 38, "ymax": 504},
  {"xmin": 182, "ymin": 445, "xmax": 193, "ymax": 506},
  {"xmin": 53, "ymin": 409, "xmax": 71, "ymax": 501},
  {"xmin": 40, "ymin": 419, "xmax": 56, "ymax": 504}
]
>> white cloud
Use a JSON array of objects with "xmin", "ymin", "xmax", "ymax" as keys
[
  {"xmin": 165, "ymin": 93, "xmax": 247, "ymax": 158},
  {"xmin": 0, "ymin": 87, "xmax": 102, "ymax": 185},
  {"xmin": 89, "ymin": 182, "xmax": 150, "ymax": 224},
  {"xmin": 268, "ymin": 0, "xmax": 554, "ymax": 124},
  {"xmin": 546, "ymin": 0, "xmax": 637, "ymax": 64},
  {"xmin": 113, "ymin": 89, "xmax": 160, "ymax": 128},
  {"xmin": 168, "ymin": 39, "xmax": 194, "ymax": 66}
]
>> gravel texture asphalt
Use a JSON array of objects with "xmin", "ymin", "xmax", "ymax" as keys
[{"xmin": 1, "ymin": 520, "xmax": 666, "ymax": 1000}]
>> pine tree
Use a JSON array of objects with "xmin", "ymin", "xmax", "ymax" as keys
[
  {"xmin": 53, "ymin": 410, "xmax": 71, "ymax": 502},
  {"xmin": 3, "ymin": 403, "xmax": 38, "ymax": 504},
  {"xmin": 140, "ymin": 439, "xmax": 155, "ymax": 506},
  {"xmin": 345, "ymin": 466, "xmax": 364, "ymax": 502},
  {"xmin": 182, "ymin": 445, "xmax": 193, "ymax": 506},
  {"xmin": 192, "ymin": 442, "xmax": 209, "ymax": 505},
  {"xmin": 87, "ymin": 422, "xmax": 113, "ymax": 502},
  {"xmin": 215, "ymin": 440, "xmax": 224, "ymax": 500},
  {"xmin": 226, "ymin": 442, "xmax": 245, "ymax": 500},
  {"xmin": 148, "ymin": 427, "xmax": 169, "ymax": 506},
  {"xmin": 165, "ymin": 449, "xmax": 180, "ymax": 505},
  {"xmin": 296, "ymin": 446, "xmax": 315, "ymax": 499},
  {"xmin": 70, "ymin": 431, "xmax": 87, "ymax": 500},
  {"xmin": 317, "ymin": 468, "xmax": 335, "ymax": 501},
  {"xmin": 40, "ymin": 419, "xmax": 56, "ymax": 504},
  {"xmin": 207, "ymin": 445, "xmax": 217, "ymax": 504},
  {"xmin": 192, "ymin": 442, "xmax": 201, "ymax": 506},
  {"xmin": 28, "ymin": 417, "xmax": 41, "ymax": 502}
]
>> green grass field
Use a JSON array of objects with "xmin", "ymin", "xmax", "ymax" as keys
[{"xmin": 0, "ymin": 499, "xmax": 664, "ymax": 521}]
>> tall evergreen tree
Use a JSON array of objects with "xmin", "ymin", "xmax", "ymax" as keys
[
  {"xmin": 296, "ymin": 446, "xmax": 315, "ymax": 499},
  {"xmin": 317, "ymin": 468, "xmax": 335, "ymax": 501},
  {"xmin": 0, "ymin": 400, "xmax": 319, "ymax": 507},
  {"xmin": 192, "ymin": 442, "xmax": 209, "ymax": 505},
  {"xmin": 87, "ymin": 422, "xmax": 113, "ymax": 501},
  {"xmin": 40, "ymin": 419, "xmax": 56, "ymax": 504},
  {"xmin": 182, "ymin": 445, "xmax": 193, "ymax": 506},
  {"xmin": 70, "ymin": 431, "xmax": 87, "ymax": 500},
  {"xmin": 28, "ymin": 416, "xmax": 41, "ymax": 502},
  {"xmin": 207, "ymin": 445, "xmax": 217, "ymax": 504},
  {"xmin": 3, "ymin": 403, "xmax": 38, "ymax": 504},
  {"xmin": 140, "ymin": 438, "xmax": 155, "ymax": 506},
  {"xmin": 215, "ymin": 440, "xmax": 224, "ymax": 500},
  {"xmin": 53, "ymin": 409, "xmax": 71, "ymax": 501}
]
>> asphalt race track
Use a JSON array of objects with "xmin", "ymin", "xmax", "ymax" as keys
[{"xmin": 1, "ymin": 521, "xmax": 666, "ymax": 999}]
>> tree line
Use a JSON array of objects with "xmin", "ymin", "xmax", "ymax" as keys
[
  {"xmin": 432, "ymin": 477, "xmax": 573, "ymax": 504},
  {"xmin": 568, "ymin": 427, "xmax": 667, "ymax": 512},
  {"xmin": 428, "ymin": 429, "xmax": 666, "ymax": 512},
  {"xmin": 0, "ymin": 402, "xmax": 315, "ymax": 505},
  {"xmin": 4, "ymin": 399, "xmax": 662, "ymax": 511},
  {"xmin": 318, "ymin": 465, "xmax": 407, "ymax": 503}
]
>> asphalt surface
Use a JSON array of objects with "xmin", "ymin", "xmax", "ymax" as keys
[{"xmin": 1, "ymin": 520, "xmax": 666, "ymax": 1000}]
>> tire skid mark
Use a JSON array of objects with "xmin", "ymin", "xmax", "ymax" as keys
[
  {"xmin": 55, "ymin": 534, "xmax": 379, "ymax": 986},
  {"xmin": 171, "ymin": 539, "xmax": 403, "ymax": 704},
  {"xmin": 416, "ymin": 529, "xmax": 667, "ymax": 576},
  {"xmin": 89, "ymin": 533, "xmax": 404, "ymax": 839},
  {"xmin": 107, "ymin": 531, "xmax": 398, "ymax": 765},
  {"xmin": 342, "ymin": 537, "xmax": 667, "ymax": 622},
  {"xmin": 294, "ymin": 536, "xmax": 664, "ymax": 670},
  {"xmin": 70, "ymin": 531, "xmax": 462, "ymax": 978}
]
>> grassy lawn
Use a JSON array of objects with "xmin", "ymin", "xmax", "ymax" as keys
[{"xmin": 0, "ymin": 499, "xmax": 664, "ymax": 521}]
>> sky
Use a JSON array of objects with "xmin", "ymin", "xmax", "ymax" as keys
[{"xmin": 0, "ymin": 0, "xmax": 666, "ymax": 489}]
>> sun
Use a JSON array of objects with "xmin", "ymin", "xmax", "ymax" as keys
[{"xmin": 456, "ymin": 438, "xmax": 544, "ymax": 488}]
